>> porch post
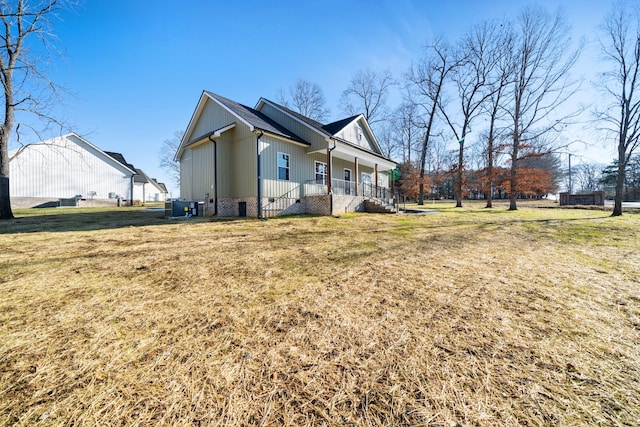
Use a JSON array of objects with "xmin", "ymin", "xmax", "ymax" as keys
[
  {"xmin": 326, "ymin": 147, "xmax": 332, "ymax": 194},
  {"xmin": 375, "ymin": 163, "xmax": 378, "ymax": 197},
  {"xmin": 354, "ymin": 157, "xmax": 359, "ymax": 196}
]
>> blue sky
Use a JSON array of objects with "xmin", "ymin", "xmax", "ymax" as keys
[{"xmin": 18, "ymin": 0, "xmax": 612, "ymax": 196}]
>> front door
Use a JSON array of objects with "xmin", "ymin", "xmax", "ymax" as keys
[{"xmin": 344, "ymin": 169, "xmax": 352, "ymax": 195}]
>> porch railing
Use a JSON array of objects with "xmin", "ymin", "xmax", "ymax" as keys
[
  {"xmin": 360, "ymin": 182, "xmax": 393, "ymax": 201},
  {"xmin": 304, "ymin": 178, "xmax": 393, "ymax": 201}
]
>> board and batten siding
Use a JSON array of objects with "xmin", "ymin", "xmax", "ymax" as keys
[
  {"xmin": 258, "ymin": 102, "xmax": 327, "ymax": 152},
  {"xmin": 260, "ymin": 135, "xmax": 325, "ymax": 199},
  {"xmin": 188, "ymin": 142, "xmax": 216, "ymax": 201},
  {"xmin": 180, "ymin": 95, "xmax": 256, "ymax": 200},
  {"xmin": 333, "ymin": 120, "xmax": 378, "ymax": 153},
  {"xmin": 10, "ymin": 136, "xmax": 132, "ymax": 199},
  {"xmin": 232, "ymin": 134, "xmax": 257, "ymax": 197},
  {"xmin": 179, "ymin": 148, "xmax": 194, "ymax": 200},
  {"xmin": 191, "ymin": 98, "xmax": 238, "ymax": 141}
]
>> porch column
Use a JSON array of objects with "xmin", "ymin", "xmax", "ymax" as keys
[
  {"xmin": 327, "ymin": 147, "xmax": 332, "ymax": 194},
  {"xmin": 375, "ymin": 163, "xmax": 378, "ymax": 197},
  {"xmin": 354, "ymin": 157, "xmax": 359, "ymax": 196}
]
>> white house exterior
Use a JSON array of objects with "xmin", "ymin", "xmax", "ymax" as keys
[
  {"xmin": 176, "ymin": 91, "xmax": 396, "ymax": 217},
  {"xmin": 9, "ymin": 133, "xmax": 167, "ymax": 208},
  {"xmin": 133, "ymin": 168, "xmax": 169, "ymax": 202}
]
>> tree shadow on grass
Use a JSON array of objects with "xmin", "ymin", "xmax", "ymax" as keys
[{"xmin": 0, "ymin": 208, "xmax": 242, "ymax": 235}]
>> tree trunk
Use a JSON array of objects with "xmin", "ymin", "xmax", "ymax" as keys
[
  {"xmin": 456, "ymin": 139, "xmax": 464, "ymax": 208},
  {"xmin": 509, "ymin": 132, "xmax": 519, "ymax": 211},
  {"xmin": 0, "ymin": 176, "xmax": 13, "ymax": 219},
  {"xmin": 418, "ymin": 132, "xmax": 429, "ymax": 205},
  {"xmin": 486, "ymin": 160, "xmax": 493, "ymax": 208},
  {"xmin": 612, "ymin": 145, "xmax": 626, "ymax": 217},
  {"xmin": 1, "ymin": 122, "xmax": 15, "ymax": 220}
]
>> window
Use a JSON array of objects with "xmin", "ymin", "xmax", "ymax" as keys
[
  {"xmin": 344, "ymin": 168, "xmax": 352, "ymax": 195},
  {"xmin": 315, "ymin": 161, "xmax": 327, "ymax": 185},
  {"xmin": 278, "ymin": 152, "xmax": 289, "ymax": 180}
]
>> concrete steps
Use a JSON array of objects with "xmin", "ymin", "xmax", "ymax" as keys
[{"xmin": 363, "ymin": 198, "xmax": 397, "ymax": 213}]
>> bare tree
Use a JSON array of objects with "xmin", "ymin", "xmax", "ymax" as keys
[
  {"xmin": 159, "ymin": 130, "xmax": 184, "ymax": 187},
  {"xmin": 504, "ymin": 6, "xmax": 581, "ymax": 211},
  {"xmin": 277, "ymin": 79, "xmax": 330, "ymax": 122},
  {"xmin": 340, "ymin": 69, "xmax": 395, "ymax": 129},
  {"xmin": 597, "ymin": 1, "xmax": 640, "ymax": 216},
  {"xmin": 572, "ymin": 162, "xmax": 602, "ymax": 193},
  {"xmin": 390, "ymin": 101, "xmax": 421, "ymax": 164},
  {"xmin": 1, "ymin": 0, "xmax": 70, "ymax": 220},
  {"xmin": 439, "ymin": 21, "xmax": 506, "ymax": 208},
  {"xmin": 482, "ymin": 21, "xmax": 515, "ymax": 208},
  {"xmin": 406, "ymin": 38, "xmax": 459, "ymax": 205}
]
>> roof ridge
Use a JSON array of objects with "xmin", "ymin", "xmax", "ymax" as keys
[
  {"xmin": 205, "ymin": 91, "xmax": 309, "ymax": 144},
  {"xmin": 260, "ymin": 98, "xmax": 332, "ymax": 137}
]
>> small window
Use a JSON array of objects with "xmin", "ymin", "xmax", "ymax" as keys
[
  {"xmin": 278, "ymin": 152, "xmax": 290, "ymax": 181},
  {"xmin": 315, "ymin": 161, "xmax": 327, "ymax": 185}
]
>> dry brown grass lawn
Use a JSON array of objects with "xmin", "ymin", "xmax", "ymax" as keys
[{"xmin": 1, "ymin": 204, "xmax": 639, "ymax": 426}]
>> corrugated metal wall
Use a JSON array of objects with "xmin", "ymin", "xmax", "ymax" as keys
[{"xmin": 10, "ymin": 136, "xmax": 132, "ymax": 200}]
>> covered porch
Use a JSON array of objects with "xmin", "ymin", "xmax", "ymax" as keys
[{"xmin": 306, "ymin": 139, "xmax": 396, "ymax": 201}]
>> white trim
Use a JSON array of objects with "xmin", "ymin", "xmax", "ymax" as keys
[
  {"xmin": 332, "ymin": 140, "xmax": 396, "ymax": 170},
  {"xmin": 332, "ymin": 115, "xmax": 384, "ymax": 156},
  {"xmin": 18, "ymin": 133, "xmax": 138, "ymax": 176},
  {"xmin": 177, "ymin": 91, "xmax": 255, "ymax": 160},
  {"xmin": 277, "ymin": 151, "xmax": 290, "ymax": 181},
  {"xmin": 204, "ymin": 92, "xmax": 255, "ymax": 131},
  {"xmin": 261, "ymin": 131, "xmax": 309, "ymax": 147},
  {"xmin": 256, "ymin": 98, "xmax": 332, "ymax": 140},
  {"xmin": 315, "ymin": 160, "xmax": 327, "ymax": 185}
]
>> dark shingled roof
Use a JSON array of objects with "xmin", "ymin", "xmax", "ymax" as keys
[
  {"xmin": 152, "ymin": 179, "xmax": 168, "ymax": 193},
  {"xmin": 133, "ymin": 168, "xmax": 149, "ymax": 183},
  {"xmin": 205, "ymin": 91, "xmax": 308, "ymax": 145},
  {"xmin": 260, "ymin": 98, "xmax": 333, "ymax": 137},
  {"xmin": 105, "ymin": 151, "xmax": 136, "ymax": 172},
  {"xmin": 323, "ymin": 115, "xmax": 360, "ymax": 136},
  {"xmin": 260, "ymin": 99, "xmax": 394, "ymax": 162}
]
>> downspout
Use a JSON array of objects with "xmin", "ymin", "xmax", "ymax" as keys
[
  {"xmin": 256, "ymin": 131, "xmax": 264, "ymax": 219},
  {"xmin": 328, "ymin": 139, "xmax": 337, "ymax": 216},
  {"xmin": 208, "ymin": 133, "xmax": 218, "ymax": 216},
  {"xmin": 130, "ymin": 174, "xmax": 134, "ymax": 206}
]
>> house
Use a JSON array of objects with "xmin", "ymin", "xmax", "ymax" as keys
[
  {"xmin": 175, "ymin": 91, "xmax": 396, "ymax": 217},
  {"xmin": 132, "ymin": 168, "xmax": 169, "ymax": 202},
  {"xmin": 9, "ymin": 133, "xmax": 167, "ymax": 208}
]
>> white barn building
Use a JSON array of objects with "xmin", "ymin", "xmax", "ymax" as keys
[{"xmin": 9, "ymin": 133, "xmax": 166, "ymax": 208}]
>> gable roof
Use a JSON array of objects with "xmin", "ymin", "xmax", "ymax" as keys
[
  {"xmin": 256, "ymin": 99, "xmax": 391, "ymax": 160},
  {"xmin": 11, "ymin": 133, "xmax": 138, "ymax": 176},
  {"xmin": 133, "ymin": 168, "xmax": 148, "ymax": 183},
  {"xmin": 203, "ymin": 91, "xmax": 307, "ymax": 144},
  {"xmin": 105, "ymin": 151, "xmax": 137, "ymax": 172},
  {"xmin": 257, "ymin": 98, "xmax": 333, "ymax": 139},
  {"xmin": 322, "ymin": 115, "xmax": 361, "ymax": 135},
  {"xmin": 151, "ymin": 179, "xmax": 168, "ymax": 193}
]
